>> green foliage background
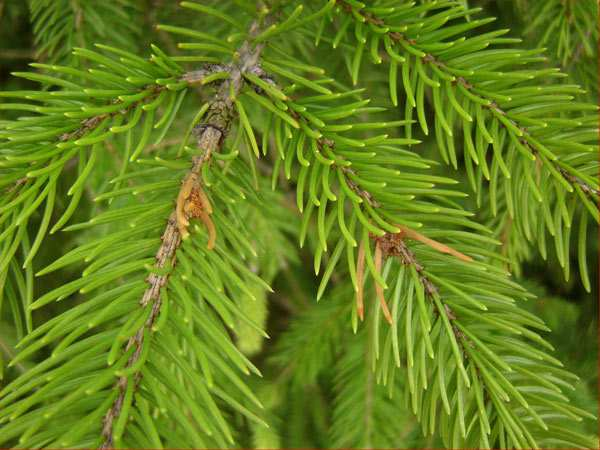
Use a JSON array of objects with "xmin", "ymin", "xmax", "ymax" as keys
[{"xmin": 0, "ymin": 0, "xmax": 598, "ymax": 448}]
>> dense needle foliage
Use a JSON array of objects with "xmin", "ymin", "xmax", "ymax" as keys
[{"xmin": 0, "ymin": 0, "xmax": 598, "ymax": 448}]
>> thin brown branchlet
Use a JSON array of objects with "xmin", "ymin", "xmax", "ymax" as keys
[
  {"xmin": 58, "ymin": 66, "xmax": 228, "ymax": 144},
  {"xmin": 559, "ymin": 166, "xmax": 600, "ymax": 197},
  {"xmin": 314, "ymin": 137, "xmax": 380, "ymax": 207},
  {"xmin": 335, "ymin": 0, "xmax": 599, "ymax": 202}
]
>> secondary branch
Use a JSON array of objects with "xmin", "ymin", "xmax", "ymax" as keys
[{"xmin": 335, "ymin": 0, "xmax": 599, "ymax": 202}]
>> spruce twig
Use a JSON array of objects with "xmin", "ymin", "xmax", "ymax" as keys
[
  {"xmin": 98, "ymin": 20, "xmax": 268, "ymax": 448},
  {"xmin": 335, "ymin": 0, "xmax": 600, "ymax": 202}
]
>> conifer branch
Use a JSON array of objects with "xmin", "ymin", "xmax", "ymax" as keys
[
  {"xmin": 334, "ymin": 0, "xmax": 598, "ymax": 200},
  {"xmin": 99, "ymin": 21, "xmax": 268, "ymax": 448},
  {"xmin": 58, "ymin": 66, "xmax": 224, "ymax": 144},
  {"xmin": 1, "ymin": 2, "xmax": 596, "ymax": 447},
  {"xmin": 99, "ymin": 212, "xmax": 180, "ymax": 448},
  {"xmin": 4, "ymin": 64, "xmax": 235, "ymax": 207}
]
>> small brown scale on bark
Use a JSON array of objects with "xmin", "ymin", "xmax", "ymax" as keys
[
  {"xmin": 356, "ymin": 226, "xmax": 473, "ymax": 325},
  {"xmin": 176, "ymin": 173, "xmax": 216, "ymax": 248}
]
